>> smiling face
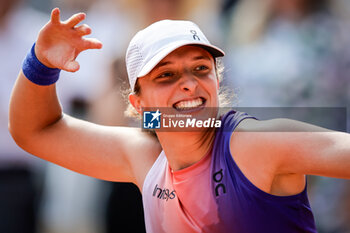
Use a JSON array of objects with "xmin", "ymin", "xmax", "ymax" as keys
[{"xmin": 129, "ymin": 45, "xmax": 219, "ymax": 114}]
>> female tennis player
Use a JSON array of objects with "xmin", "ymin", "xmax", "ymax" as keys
[{"xmin": 9, "ymin": 8, "xmax": 350, "ymax": 233}]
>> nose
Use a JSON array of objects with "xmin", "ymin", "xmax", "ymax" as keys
[{"xmin": 179, "ymin": 73, "xmax": 198, "ymax": 93}]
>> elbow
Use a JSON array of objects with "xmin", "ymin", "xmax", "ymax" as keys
[
  {"xmin": 8, "ymin": 122, "xmax": 22, "ymax": 147},
  {"xmin": 8, "ymin": 121, "xmax": 32, "ymax": 151}
]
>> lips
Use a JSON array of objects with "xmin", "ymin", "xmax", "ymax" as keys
[{"xmin": 173, "ymin": 97, "xmax": 206, "ymax": 111}]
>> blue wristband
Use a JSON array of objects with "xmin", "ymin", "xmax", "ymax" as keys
[{"xmin": 22, "ymin": 43, "xmax": 61, "ymax": 86}]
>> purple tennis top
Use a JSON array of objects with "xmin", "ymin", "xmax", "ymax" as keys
[
  {"xmin": 210, "ymin": 110, "xmax": 317, "ymax": 232},
  {"xmin": 142, "ymin": 110, "xmax": 317, "ymax": 233}
]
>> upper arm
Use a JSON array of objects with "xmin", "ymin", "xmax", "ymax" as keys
[
  {"xmin": 232, "ymin": 118, "xmax": 350, "ymax": 179},
  {"xmin": 9, "ymin": 72, "xmax": 161, "ymax": 189},
  {"xmin": 14, "ymin": 114, "xmax": 161, "ymax": 186}
]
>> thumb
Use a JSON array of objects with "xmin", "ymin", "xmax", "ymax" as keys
[{"xmin": 64, "ymin": 60, "xmax": 80, "ymax": 72}]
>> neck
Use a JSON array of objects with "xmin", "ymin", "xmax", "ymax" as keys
[{"xmin": 157, "ymin": 129, "xmax": 215, "ymax": 171}]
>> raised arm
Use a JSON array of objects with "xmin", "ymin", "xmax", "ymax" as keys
[{"xmin": 9, "ymin": 9, "xmax": 160, "ymax": 188}]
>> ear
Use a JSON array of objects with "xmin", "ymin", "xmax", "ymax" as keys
[{"xmin": 129, "ymin": 93, "xmax": 143, "ymax": 114}]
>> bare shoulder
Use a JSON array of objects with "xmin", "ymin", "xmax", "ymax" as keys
[{"xmin": 229, "ymin": 118, "xmax": 278, "ymax": 193}]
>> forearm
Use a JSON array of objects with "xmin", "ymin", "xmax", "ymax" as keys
[{"xmin": 9, "ymin": 71, "xmax": 62, "ymax": 145}]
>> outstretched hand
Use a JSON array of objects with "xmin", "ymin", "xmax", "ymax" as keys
[{"xmin": 35, "ymin": 8, "xmax": 103, "ymax": 72}]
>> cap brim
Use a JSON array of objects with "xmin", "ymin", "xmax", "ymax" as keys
[{"xmin": 137, "ymin": 41, "xmax": 225, "ymax": 78}]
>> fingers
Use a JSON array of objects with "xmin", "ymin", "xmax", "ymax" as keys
[
  {"xmin": 75, "ymin": 24, "xmax": 91, "ymax": 36},
  {"xmin": 51, "ymin": 9, "xmax": 86, "ymax": 28},
  {"xmin": 51, "ymin": 8, "xmax": 60, "ymax": 24},
  {"xmin": 82, "ymin": 38, "xmax": 103, "ymax": 50},
  {"xmin": 62, "ymin": 38, "xmax": 102, "ymax": 72},
  {"xmin": 64, "ymin": 60, "xmax": 80, "ymax": 72},
  {"xmin": 65, "ymin": 13, "xmax": 86, "ymax": 28}
]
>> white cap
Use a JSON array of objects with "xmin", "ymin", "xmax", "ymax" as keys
[{"xmin": 126, "ymin": 20, "xmax": 225, "ymax": 91}]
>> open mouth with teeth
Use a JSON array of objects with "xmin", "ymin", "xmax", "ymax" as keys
[{"xmin": 173, "ymin": 97, "xmax": 206, "ymax": 112}]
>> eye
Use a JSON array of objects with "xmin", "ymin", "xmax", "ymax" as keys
[
  {"xmin": 153, "ymin": 71, "xmax": 177, "ymax": 84},
  {"xmin": 194, "ymin": 65, "xmax": 209, "ymax": 71},
  {"xmin": 157, "ymin": 72, "xmax": 174, "ymax": 79}
]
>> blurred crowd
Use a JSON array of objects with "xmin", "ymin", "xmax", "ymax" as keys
[{"xmin": 0, "ymin": 0, "xmax": 349, "ymax": 233}]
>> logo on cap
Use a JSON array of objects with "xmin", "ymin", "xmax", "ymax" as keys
[
  {"xmin": 143, "ymin": 109, "xmax": 162, "ymax": 129},
  {"xmin": 190, "ymin": 30, "xmax": 200, "ymax": 41}
]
